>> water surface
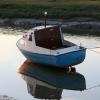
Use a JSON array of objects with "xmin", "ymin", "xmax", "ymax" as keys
[{"xmin": 0, "ymin": 28, "xmax": 100, "ymax": 100}]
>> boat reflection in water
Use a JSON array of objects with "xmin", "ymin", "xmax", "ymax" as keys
[
  {"xmin": 19, "ymin": 60, "xmax": 86, "ymax": 99},
  {"xmin": 21, "ymin": 75, "xmax": 62, "ymax": 99}
]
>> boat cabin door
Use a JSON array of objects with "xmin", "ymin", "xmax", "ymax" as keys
[{"xmin": 34, "ymin": 26, "xmax": 63, "ymax": 49}]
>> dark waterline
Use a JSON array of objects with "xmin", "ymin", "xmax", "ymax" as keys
[{"xmin": 0, "ymin": 28, "xmax": 100, "ymax": 100}]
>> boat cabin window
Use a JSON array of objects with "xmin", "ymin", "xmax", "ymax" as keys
[
  {"xmin": 28, "ymin": 34, "xmax": 32, "ymax": 41},
  {"xmin": 34, "ymin": 26, "xmax": 63, "ymax": 49},
  {"xmin": 23, "ymin": 32, "xmax": 33, "ymax": 41}
]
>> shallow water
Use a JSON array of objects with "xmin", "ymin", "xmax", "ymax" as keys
[{"xmin": 0, "ymin": 28, "xmax": 100, "ymax": 100}]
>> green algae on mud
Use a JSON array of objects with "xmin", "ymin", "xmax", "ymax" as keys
[{"xmin": 0, "ymin": 0, "xmax": 100, "ymax": 19}]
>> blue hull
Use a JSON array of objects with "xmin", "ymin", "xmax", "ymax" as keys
[{"xmin": 20, "ymin": 49, "xmax": 86, "ymax": 68}]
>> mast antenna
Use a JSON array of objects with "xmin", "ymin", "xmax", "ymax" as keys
[{"xmin": 44, "ymin": 11, "xmax": 47, "ymax": 28}]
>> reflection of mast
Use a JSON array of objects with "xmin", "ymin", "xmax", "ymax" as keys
[{"xmin": 22, "ymin": 75, "xmax": 62, "ymax": 100}]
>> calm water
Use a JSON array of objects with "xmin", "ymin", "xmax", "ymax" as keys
[{"xmin": 0, "ymin": 28, "xmax": 100, "ymax": 100}]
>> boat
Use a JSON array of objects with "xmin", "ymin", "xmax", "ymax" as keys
[
  {"xmin": 19, "ymin": 60, "xmax": 86, "ymax": 91},
  {"xmin": 16, "ymin": 25, "xmax": 86, "ymax": 68}
]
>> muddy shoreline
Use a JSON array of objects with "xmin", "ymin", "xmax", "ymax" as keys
[{"xmin": 0, "ymin": 18, "xmax": 100, "ymax": 35}]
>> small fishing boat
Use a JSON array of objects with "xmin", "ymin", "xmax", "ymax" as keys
[{"xmin": 17, "ymin": 25, "xmax": 86, "ymax": 68}]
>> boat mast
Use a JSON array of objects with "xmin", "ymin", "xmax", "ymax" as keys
[{"xmin": 44, "ymin": 11, "xmax": 47, "ymax": 28}]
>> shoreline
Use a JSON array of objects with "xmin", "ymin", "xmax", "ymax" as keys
[{"xmin": 0, "ymin": 18, "xmax": 100, "ymax": 36}]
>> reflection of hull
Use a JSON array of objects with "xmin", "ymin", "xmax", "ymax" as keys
[
  {"xmin": 20, "ymin": 48, "xmax": 86, "ymax": 68},
  {"xmin": 19, "ymin": 60, "xmax": 86, "ymax": 91}
]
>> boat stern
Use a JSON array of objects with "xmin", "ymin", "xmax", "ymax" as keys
[{"xmin": 55, "ymin": 48, "xmax": 86, "ymax": 67}]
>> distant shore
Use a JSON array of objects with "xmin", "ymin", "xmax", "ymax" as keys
[
  {"xmin": 0, "ymin": 18, "xmax": 100, "ymax": 36},
  {"xmin": 1, "ymin": 3, "xmax": 100, "ymax": 20},
  {"xmin": 0, "ymin": 1, "xmax": 100, "ymax": 36}
]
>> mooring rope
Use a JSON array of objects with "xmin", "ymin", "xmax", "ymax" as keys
[
  {"xmin": 84, "ymin": 47, "xmax": 100, "ymax": 90},
  {"xmin": 87, "ymin": 47, "xmax": 100, "ymax": 54},
  {"xmin": 85, "ymin": 84, "xmax": 100, "ymax": 91}
]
